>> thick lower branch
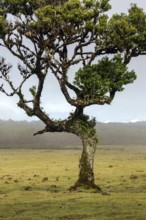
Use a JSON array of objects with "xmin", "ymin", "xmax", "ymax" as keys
[{"xmin": 34, "ymin": 127, "xmax": 48, "ymax": 136}]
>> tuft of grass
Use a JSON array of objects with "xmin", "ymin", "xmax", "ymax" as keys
[{"xmin": 0, "ymin": 146, "xmax": 146, "ymax": 219}]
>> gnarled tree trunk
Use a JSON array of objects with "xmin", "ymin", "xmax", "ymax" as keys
[
  {"xmin": 76, "ymin": 133, "xmax": 97, "ymax": 188},
  {"xmin": 68, "ymin": 117, "xmax": 101, "ymax": 192}
]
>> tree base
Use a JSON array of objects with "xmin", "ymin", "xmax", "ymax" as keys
[{"xmin": 69, "ymin": 181, "xmax": 102, "ymax": 193}]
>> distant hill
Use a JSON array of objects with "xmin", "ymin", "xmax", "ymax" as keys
[
  {"xmin": 96, "ymin": 122, "xmax": 146, "ymax": 145},
  {"xmin": 0, "ymin": 120, "xmax": 146, "ymax": 148}
]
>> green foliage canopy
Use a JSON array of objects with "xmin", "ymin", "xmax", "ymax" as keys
[
  {"xmin": 108, "ymin": 4, "xmax": 146, "ymax": 62},
  {"xmin": 74, "ymin": 55, "xmax": 136, "ymax": 99},
  {"xmin": 0, "ymin": 0, "xmax": 146, "ymax": 129}
]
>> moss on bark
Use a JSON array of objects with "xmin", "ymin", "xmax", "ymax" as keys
[{"xmin": 68, "ymin": 115, "xmax": 101, "ymax": 192}]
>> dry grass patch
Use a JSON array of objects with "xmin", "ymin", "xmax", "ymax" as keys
[{"xmin": 0, "ymin": 146, "xmax": 146, "ymax": 219}]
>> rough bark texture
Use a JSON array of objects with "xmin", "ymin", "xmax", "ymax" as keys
[
  {"xmin": 77, "ymin": 135, "xmax": 97, "ymax": 187},
  {"xmin": 67, "ymin": 116, "xmax": 101, "ymax": 192}
]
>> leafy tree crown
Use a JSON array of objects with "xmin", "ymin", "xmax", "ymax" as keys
[{"xmin": 0, "ymin": 0, "xmax": 145, "ymax": 134}]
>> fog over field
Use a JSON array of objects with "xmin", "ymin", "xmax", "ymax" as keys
[
  {"xmin": 0, "ymin": 0, "xmax": 146, "ymax": 123},
  {"xmin": 0, "ymin": 120, "xmax": 145, "ymax": 148}
]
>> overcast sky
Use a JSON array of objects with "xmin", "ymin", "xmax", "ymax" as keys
[{"xmin": 0, "ymin": 0, "xmax": 146, "ymax": 122}]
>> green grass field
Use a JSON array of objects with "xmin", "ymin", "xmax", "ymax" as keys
[{"xmin": 0, "ymin": 145, "xmax": 146, "ymax": 220}]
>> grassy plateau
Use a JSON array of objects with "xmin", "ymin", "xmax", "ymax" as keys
[{"xmin": 0, "ymin": 145, "xmax": 146, "ymax": 219}]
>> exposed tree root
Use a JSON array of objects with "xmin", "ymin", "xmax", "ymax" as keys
[{"xmin": 69, "ymin": 181, "xmax": 102, "ymax": 193}]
